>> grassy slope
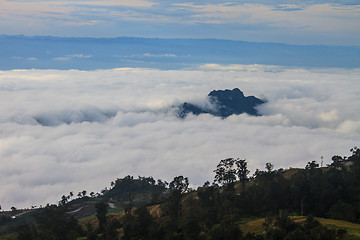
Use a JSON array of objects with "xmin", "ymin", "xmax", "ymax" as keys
[
  {"xmin": 239, "ymin": 218, "xmax": 266, "ymax": 235},
  {"xmin": 0, "ymin": 233, "xmax": 17, "ymax": 240},
  {"xmin": 239, "ymin": 216, "xmax": 360, "ymax": 239},
  {"xmin": 317, "ymin": 218, "xmax": 360, "ymax": 238}
]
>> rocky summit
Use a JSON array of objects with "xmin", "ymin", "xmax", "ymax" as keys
[{"xmin": 179, "ymin": 88, "xmax": 265, "ymax": 118}]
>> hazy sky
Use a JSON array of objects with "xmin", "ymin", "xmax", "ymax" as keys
[
  {"xmin": 1, "ymin": 66, "xmax": 359, "ymax": 210},
  {"xmin": 1, "ymin": 0, "xmax": 360, "ymax": 45}
]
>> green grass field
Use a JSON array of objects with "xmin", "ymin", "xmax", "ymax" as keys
[
  {"xmin": 0, "ymin": 232, "xmax": 17, "ymax": 240},
  {"xmin": 239, "ymin": 217, "xmax": 267, "ymax": 235},
  {"xmin": 239, "ymin": 216, "xmax": 360, "ymax": 239},
  {"xmin": 317, "ymin": 217, "xmax": 360, "ymax": 238}
]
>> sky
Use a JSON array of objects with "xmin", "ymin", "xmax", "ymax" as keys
[
  {"xmin": 0, "ymin": 0, "xmax": 360, "ymax": 45},
  {"xmin": 1, "ymin": 66, "xmax": 360, "ymax": 210}
]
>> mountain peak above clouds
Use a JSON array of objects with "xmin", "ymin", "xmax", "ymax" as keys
[{"xmin": 179, "ymin": 88, "xmax": 266, "ymax": 118}]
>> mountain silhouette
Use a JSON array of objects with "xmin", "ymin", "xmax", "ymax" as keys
[{"xmin": 179, "ymin": 88, "xmax": 265, "ymax": 118}]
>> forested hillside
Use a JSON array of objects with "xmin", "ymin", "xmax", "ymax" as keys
[{"xmin": 1, "ymin": 147, "xmax": 359, "ymax": 240}]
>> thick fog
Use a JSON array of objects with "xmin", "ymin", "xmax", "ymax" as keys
[{"xmin": 0, "ymin": 65, "xmax": 359, "ymax": 210}]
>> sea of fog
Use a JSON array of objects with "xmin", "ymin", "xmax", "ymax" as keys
[{"xmin": 1, "ymin": 65, "xmax": 360, "ymax": 210}]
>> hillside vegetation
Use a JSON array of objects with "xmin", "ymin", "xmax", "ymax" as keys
[{"xmin": 0, "ymin": 147, "xmax": 359, "ymax": 240}]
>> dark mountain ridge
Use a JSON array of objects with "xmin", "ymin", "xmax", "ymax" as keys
[{"xmin": 179, "ymin": 88, "xmax": 265, "ymax": 118}]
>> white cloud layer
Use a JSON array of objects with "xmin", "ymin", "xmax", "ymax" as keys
[{"xmin": 0, "ymin": 66, "xmax": 359, "ymax": 210}]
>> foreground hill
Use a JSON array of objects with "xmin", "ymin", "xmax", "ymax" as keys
[{"xmin": 0, "ymin": 147, "xmax": 359, "ymax": 239}]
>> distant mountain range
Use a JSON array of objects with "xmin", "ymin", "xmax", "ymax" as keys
[
  {"xmin": 1, "ymin": 35, "xmax": 359, "ymax": 70},
  {"xmin": 178, "ymin": 88, "xmax": 265, "ymax": 118}
]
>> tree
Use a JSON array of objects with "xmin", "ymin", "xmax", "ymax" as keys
[
  {"xmin": 59, "ymin": 195, "xmax": 68, "ymax": 206},
  {"xmin": 305, "ymin": 161, "xmax": 319, "ymax": 171},
  {"xmin": 123, "ymin": 205, "xmax": 158, "ymax": 240},
  {"xmin": 169, "ymin": 175, "xmax": 189, "ymax": 194},
  {"xmin": 265, "ymin": 162, "xmax": 274, "ymax": 172},
  {"xmin": 327, "ymin": 201, "xmax": 356, "ymax": 222},
  {"xmin": 34, "ymin": 205, "xmax": 82, "ymax": 240},
  {"xmin": 349, "ymin": 146, "xmax": 360, "ymax": 172},
  {"xmin": 16, "ymin": 224, "xmax": 38, "ymax": 240},
  {"xmin": 331, "ymin": 155, "xmax": 345, "ymax": 169},
  {"xmin": 236, "ymin": 159, "xmax": 250, "ymax": 188},
  {"xmin": 157, "ymin": 179, "xmax": 168, "ymax": 188},
  {"xmin": 207, "ymin": 218, "xmax": 243, "ymax": 240},
  {"xmin": 95, "ymin": 201, "xmax": 108, "ymax": 234},
  {"xmin": 134, "ymin": 206, "xmax": 156, "ymax": 238},
  {"xmin": 284, "ymin": 228, "xmax": 307, "ymax": 240},
  {"xmin": 167, "ymin": 176, "xmax": 189, "ymax": 220},
  {"xmin": 214, "ymin": 158, "xmax": 237, "ymax": 186},
  {"xmin": 350, "ymin": 146, "xmax": 360, "ymax": 160}
]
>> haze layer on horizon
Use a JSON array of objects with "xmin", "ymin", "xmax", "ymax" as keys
[
  {"xmin": 0, "ymin": 65, "xmax": 359, "ymax": 210},
  {"xmin": 1, "ymin": 36, "xmax": 359, "ymax": 70},
  {"xmin": 0, "ymin": 0, "xmax": 360, "ymax": 46}
]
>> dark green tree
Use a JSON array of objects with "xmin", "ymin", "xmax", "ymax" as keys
[
  {"xmin": 265, "ymin": 162, "xmax": 274, "ymax": 172},
  {"xmin": 34, "ymin": 205, "xmax": 82, "ymax": 240},
  {"xmin": 236, "ymin": 159, "xmax": 250, "ymax": 188},
  {"xmin": 123, "ymin": 205, "xmax": 158, "ymax": 240},
  {"xmin": 305, "ymin": 161, "xmax": 319, "ymax": 171},
  {"xmin": 16, "ymin": 224, "xmax": 38, "ymax": 240},
  {"xmin": 214, "ymin": 158, "xmax": 237, "ymax": 186},
  {"xmin": 95, "ymin": 201, "xmax": 109, "ymax": 234},
  {"xmin": 169, "ymin": 176, "xmax": 189, "ymax": 194},
  {"xmin": 197, "ymin": 182, "xmax": 217, "ymax": 228},
  {"xmin": 284, "ymin": 228, "xmax": 307, "ymax": 240},
  {"xmin": 167, "ymin": 176, "xmax": 189, "ymax": 220},
  {"xmin": 327, "ymin": 201, "xmax": 356, "ymax": 222},
  {"xmin": 207, "ymin": 218, "xmax": 242, "ymax": 240}
]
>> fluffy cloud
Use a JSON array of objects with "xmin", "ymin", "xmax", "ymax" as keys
[
  {"xmin": 0, "ymin": 66, "xmax": 359, "ymax": 210},
  {"xmin": 54, "ymin": 54, "xmax": 92, "ymax": 61}
]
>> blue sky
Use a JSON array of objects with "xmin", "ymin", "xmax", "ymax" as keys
[{"xmin": 1, "ymin": 0, "xmax": 359, "ymax": 45}]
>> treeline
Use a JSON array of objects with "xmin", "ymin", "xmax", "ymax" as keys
[{"xmin": 13, "ymin": 147, "xmax": 360, "ymax": 240}]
